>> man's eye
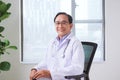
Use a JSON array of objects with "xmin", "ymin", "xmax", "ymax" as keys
[
  {"xmin": 62, "ymin": 22, "xmax": 67, "ymax": 24},
  {"xmin": 55, "ymin": 22, "xmax": 60, "ymax": 25},
  {"xmin": 55, "ymin": 21, "xmax": 69, "ymax": 25}
]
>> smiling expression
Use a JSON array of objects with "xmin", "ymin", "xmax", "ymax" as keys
[{"xmin": 54, "ymin": 14, "xmax": 73, "ymax": 39}]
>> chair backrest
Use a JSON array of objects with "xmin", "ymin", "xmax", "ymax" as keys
[{"xmin": 81, "ymin": 42, "xmax": 97, "ymax": 74}]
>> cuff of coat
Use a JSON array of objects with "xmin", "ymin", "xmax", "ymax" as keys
[
  {"xmin": 50, "ymin": 70, "xmax": 67, "ymax": 80},
  {"xmin": 31, "ymin": 68, "xmax": 37, "ymax": 71}
]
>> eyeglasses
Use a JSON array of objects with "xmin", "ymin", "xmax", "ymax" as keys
[{"xmin": 55, "ymin": 21, "xmax": 69, "ymax": 26}]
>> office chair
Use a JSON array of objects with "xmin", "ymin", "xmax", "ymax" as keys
[{"xmin": 65, "ymin": 41, "xmax": 98, "ymax": 80}]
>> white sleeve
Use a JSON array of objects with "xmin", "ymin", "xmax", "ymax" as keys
[
  {"xmin": 33, "ymin": 53, "xmax": 47, "ymax": 70},
  {"xmin": 33, "ymin": 39, "xmax": 54, "ymax": 71}
]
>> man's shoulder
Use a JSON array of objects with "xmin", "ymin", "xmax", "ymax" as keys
[
  {"xmin": 70, "ymin": 36, "xmax": 81, "ymax": 42},
  {"xmin": 47, "ymin": 38, "xmax": 56, "ymax": 46}
]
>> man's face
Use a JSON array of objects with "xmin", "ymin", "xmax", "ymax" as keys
[{"xmin": 54, "ymin": 14, "xmax": 73, "ymax": 38}]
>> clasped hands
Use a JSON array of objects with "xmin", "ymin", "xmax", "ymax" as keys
[{"xmin": 30, "ymin": 69, "xmax": 51, "ymax": 80}]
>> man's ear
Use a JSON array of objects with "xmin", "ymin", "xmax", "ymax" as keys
[{"xmin": 70, "ymin": 23, "xmax": 73, "ymax": 29}]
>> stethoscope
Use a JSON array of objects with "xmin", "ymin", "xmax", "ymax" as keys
[{"xmin": 52, "ymin": 39, "xmax": 71, "ymax": 58}]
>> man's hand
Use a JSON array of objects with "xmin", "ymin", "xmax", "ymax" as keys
[
  {"xmin": 30, "ymin": 69, "xmax": 37, "ymax": 80},
  {"xmin": 31, "ymin": 69, "xmax": 51, "ymax": 80}
]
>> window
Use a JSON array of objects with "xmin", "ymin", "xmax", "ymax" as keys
[
  {"xmin": 73, "ymin": 0, "xmax": 105, "ymax": 62},
  {"xmin": 21, "ymin": 0, "xmax": 105, "ymax": 63}
]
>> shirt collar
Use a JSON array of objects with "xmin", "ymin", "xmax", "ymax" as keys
[{"xmin": 55, "ymin": 32, "xmax": 73, "ymax": 44}]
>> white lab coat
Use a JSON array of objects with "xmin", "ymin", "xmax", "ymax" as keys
[{"xmin": 34, "ymin": 33, "xmax": 84, "ymax": 80}]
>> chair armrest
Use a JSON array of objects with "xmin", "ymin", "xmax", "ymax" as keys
[{"xmin": 65, "ymin": 73, "xmax": 87, "ymax": 79}]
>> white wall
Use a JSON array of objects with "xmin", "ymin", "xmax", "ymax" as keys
[
  {"xmin": 90, "ymin": 0, "xmax": 120, "ymax": 80},
  {"xmin": 0, "ymin": 0, "xmax": 120, "ymax": 80}
]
